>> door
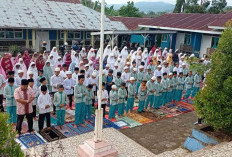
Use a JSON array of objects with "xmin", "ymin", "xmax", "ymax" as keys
[{"xmin": 35, "ymin": 31, "xmax": 50, "ymax": 52}]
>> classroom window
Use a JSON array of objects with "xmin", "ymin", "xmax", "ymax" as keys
[
  {"xmin": 74, "ymin": 31, "xmax": 81, "ymax": 39},
  {"xmin": 161, "ymin": 34, "xmax": 168, "ymax": 42},
  {"xmin": 86, "ymin": 32, "xmax": 91, "ymax": 39},
  {"xmin": 6, "ymin": 31, "xmax": 14, "ymax": 38},
  {"xmin": 211, "ymin": 37, "xmax": 219, "ymax": 49},
  {"xmin": 14, "ymin": 31, "xmax": 23, "ymax": 38},
  {"xmin": 184, "ymin": 33, "xmax": 191, "ymax": 45},
  {"xmin": 68, "ymin": 32, "xmax": 74, "ymax": 39},
  {"xmin": 0, "ymin": 31, "xmax": 5, "ymax": 38}
]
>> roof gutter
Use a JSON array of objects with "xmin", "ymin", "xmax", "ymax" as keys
[
  {"xmin": 208, "ymin": 26, "xmax": 225, "ymax": 30},
  {"xmin": 139, "ymin": 25, "xmax": 222, "ymax": 35}
]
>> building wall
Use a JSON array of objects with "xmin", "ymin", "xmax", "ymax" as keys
[
  {"xmin": 175, "ymin": 33, "xmax": 185, "ymax": 50},
  {"xmin": 200, "ymin": 35, "xmax": 212, "ymax": 57}
]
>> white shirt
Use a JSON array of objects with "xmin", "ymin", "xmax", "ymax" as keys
[
  {"xmin": 50, "ymin": 75, "xmax": 63, "ymax": 92},
  {"xmin": 60, "ymin": 70, "xmax": 67, "ymax": 79},
  {"xmin": 29, "ymin": 86, "xmax": 38, "ymax": 106},
  {"xmin": 113, "ymin": 67, "xmax": 121, "ymax": 78},
  {"xmin": 72, "ymin": 72, "xmax": 79, "ymax": 84},
  {"xmin": 15, "ymin": 76, "xmax": 24, "ymax": 87},
  {"xmin": 173, "ymin": 67, "xmax": 180, "ymax": 75},
  {"xmin": 98, "ymin": 89, "xmax": 108, "ymax": 104},
  {"xmin": 63, "ymin": 78, "xmax": 75, "ymax": 95},
  {"xmin": 154, "ymin": 69, "xmax": 162, "ymax": 77},
  {"xmin": 121, "ymin": 72, "xmax": 130, "ymax": 86},
  {"xmin": 37, "ymin": 93, "xmax": 52, "ymax": 114},
  {"xmin": 87, "ymin": 77, "xmax": 98, "ymax": 91},
  {"xmin": 85, "ymin": 69, "xmax": 91, "ymax": 78},
  {"xmin": 93, "ymin": 69, "xmax": 99, "ymax": 78},
  {"xmin": 162, "ymin": 67, "xmax": 170, "ymax": 75},
  {"xmin": 103, "ymin": 69, "xmax": 109, "ymax": 76}
]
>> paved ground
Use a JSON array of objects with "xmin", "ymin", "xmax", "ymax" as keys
[{"xmin": 120, "ymin": 111, "xmax": 198, "ymax": 155}]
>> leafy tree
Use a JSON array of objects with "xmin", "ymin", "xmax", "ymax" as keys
[
  {"xmin": 184, "ymin": 0, "xmax": 210, "ymax": 13},
  {"xmin": 208, "ymin": 0, "xmax": 227, "ymax": 14},
  {"xmin": 118, "ymin": 1, "xmax": 142, "ymax": 17},
  {"xmin": 173, "ymin": 0, "xmax": 185, "ymax": 13},
  {"xmin": 0, "ymin": 113, "xmax": 24, "ymax": 157},
  {"xmin": 194, "ymin": 21, "xmax": 232, "ymax": 132}
]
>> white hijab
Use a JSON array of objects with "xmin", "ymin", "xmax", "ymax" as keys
[
  {"xmin": 47, "ymin": 55, "xmax": 55, "ymax": 71},
  {"xmin": 112, "ymin": 46, "xmax": 119, "ymax": 58},
  {"xmin": 87, "ymin": 48, "xmax": 96, "ymax": 61},
  {"xmin": 121, "ymin": 46, "xmax": 128, "ymax": 61},
  {"xmin": 13, "ymin": 63, "xmax": 21, "ymax": 77},
  {"xmin": 104, "ymin": 45, "xmax": 111, "ymax": 58},
  {"xmin": 18, "ymin": 58, "xmax": 27, "ymax": 78},
  {"xmin": 27, "ymin": 62, "xmax": 38, "ymax": 79},
  {"xmin": 50, "ymin": 47, "xmax": 58, "ymax": 62}
]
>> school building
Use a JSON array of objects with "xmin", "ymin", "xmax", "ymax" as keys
[
  {"xmin": 0, "ymin": 0, "xmax": 127, "ymax": 52},
  {"xmin": 109, "ymin": 11, "xmax": 232, "ymax": 57}
]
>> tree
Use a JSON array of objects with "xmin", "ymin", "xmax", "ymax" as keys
[
  {"xmin": 173, "ymin": 0, "xmax": 185, "ymax": 13},
  {"xmin": 0, "ymin": 113, "xmax": 24, "ymax": 157},
  {"xmin": 208, "ymin": 0, "xmax": 227, "ymax": 14},
  {"xmin": 118, "ymin": 1, "xmax": 142, "ymax": 17},
  {"xmin": 194, "ymin": 21, "xmax": 232, "ymax": 132},
  {"xmin": 184, "ymin": 0, "xmax": 210, "ymax": 13}
]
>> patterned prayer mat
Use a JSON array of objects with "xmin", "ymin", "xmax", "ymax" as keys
[
  {"xmin": 159, "ymin": 106, "xmax": 182, "ymax": 117},
  {"xmin": 54, "ymin": 125, "xmax": 79, "ymax": 138},
  {"xmin": 181, "ymin": 98, "xmax": 194, "ymax": 104},
  {"xmin": 127, "ymin": 112, "xmax": 153, "ymax": 124},
  {"xmin": 39, "ymin": 126, "xmax": 66, "ymax": 142},
  {"xmin": 67, "ymin": 122, "xmax": 94, "ymax": 134},
  {"xmin": 116, "ymin": 116, "xmax": 142, "ymax": 128},
  {"xmin": 17, "ymin": 132, "xmax": 46, "ymax": 149},
  {"xmin": 139, "ymin": 111, "xmax": 167, "ymax": 122},
  {"xmin": 88, "ymin": 116, "xmax": 121, "ymax": 130},
  {"xmin": 65, "ymin": 113, "xmax": 75, "ymax": 123},
  {"xmin": 114, "ymin": 120, "xmax": 130, "ymax": 128}
]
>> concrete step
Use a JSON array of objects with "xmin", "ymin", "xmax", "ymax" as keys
[
  {"xmin": 183, "ymin": 136, "xmax": 207, "ymax": 152},
  {"xmin": 191, "ymin": 128, "xmax": 219, "ymax": 145}
]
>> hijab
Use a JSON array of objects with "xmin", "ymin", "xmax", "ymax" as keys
[
  {"xmin": 22, "ymin": 50, "xmax": 31, "ymax": 69},
  {"xmin": 1, "ymin": 53, "xmax": 13, "ymax": 74},
  {"xmin": 27, "ymin": 62, "xmax": 38, "ymax": 79},
  {"xmin": 50, "ymin": 47, "xmax": 58, "ymax": 62}
]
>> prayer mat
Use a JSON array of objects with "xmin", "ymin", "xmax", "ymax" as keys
[
  {"xmin": 149, "ymin": 109, "xmax": 168, "ymax": 117},
  {"xmin": 65, "ymin": 113, "xmax": 75, "ymax": 123},
  {"xmin": 88, "ymin": 117, "xmax": 121, "ymax": 129},
  {"xmin": 54, "ymin": 125, "xmax": 79, "ymax": 138},
  {"xmin": 67, "ymin": 122, "xmax": 94, "ymax": 134},
  {"xmin": 116, "ymin": 116, "xmax": 142, "ymax": 128},
  {"xmin": 66, "ymin": 109, "xmax": 75, "ymax": 116},
  {"xmin": 176, "ymin": 101, "xmax": 195, "ymax": 111},
  {"xmin": 39, "ymin": 126, "xmax": 66, "ymax": 142},
  {"xmin": 127, "ymin": 112, "xmax": 153, "ymax": 124},
  {"xmin": 181, "ymin": 98, "xmax": 194, "ymax": 104},
  {"xmin": 17, "ymin": 132, "xmax": 46, "ymax": 149},
  {"xmin": 159, "ymin": 106, "xmax": 182, "ymax": 117},
  {"xmin": 139, "ymin": 111, "xmax": 166, "ymax": 122},
  {"xmin": 114, "ymin": 120, "xmax": 129, "ymax": 128}
]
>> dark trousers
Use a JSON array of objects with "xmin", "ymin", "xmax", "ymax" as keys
[
  {"xmin": 0, "ymin": 94, "xmax": 4, "ymax": 112},
  {"xmin": 101, "ymin": 104, "xmax": 106, "ymax": 118},
  {"xmin": 16, "ymin": 113, "xmax": 33, "ymax": 134},
  {"xmin": 67, "ymin": 94, "xmax": 74, "ymax": 108},
  {"xmin": 38, "ymin": 112, "xmax": 51, "ymax": 131},
  {"xmin": 32, "ymin": 105, "xmax": 36, "ymax": 117}
]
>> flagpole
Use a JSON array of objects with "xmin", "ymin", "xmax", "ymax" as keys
[{"xmin": 94, "ymin": 0, "xmax": 105, "ymax": 142}]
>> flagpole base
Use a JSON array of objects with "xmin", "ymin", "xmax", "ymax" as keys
[{"xmin": 78, "ymin": 138, "xmax": 118, "ymax": 157}]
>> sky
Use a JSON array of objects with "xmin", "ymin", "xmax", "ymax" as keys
[{"xmin": 104, "ymin": 0, "xmax": 232, "ymax": 6}]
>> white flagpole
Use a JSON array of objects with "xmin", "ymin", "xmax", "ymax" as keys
[{"xmin": 94, "ymin": 0, "xmax": 105, "ymax": 142}]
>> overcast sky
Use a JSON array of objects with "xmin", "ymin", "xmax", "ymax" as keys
[{"xmin": 104, "ymin": 0, "xmax": 232, "ymax": 6}]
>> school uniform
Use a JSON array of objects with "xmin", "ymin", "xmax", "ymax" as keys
[
  {"xmin": 53, "ymin": 92, "xmax": 68, "ymax": 126},
  {"xmin": 126, "ymin": 82, "xmax": 136, "ymax": 113},
  {"xmin": 147, "ymin": 65, "xmax": 155, "ymax": 73},
  {"xmin": 37, "ymin": 76, "xmax": 45, "ymax": 87},
  {"xmin": 121, "ymin": 72, "xmax": 130, "ymax": 87},
  {"xmin": 74, "ymin": 83, "xmax": 86, "ymax": 125},
  {"xmin": 138, "ymin": 86, "xmax": 147, "ymax": 113},
  {"xmin": 106, "ymin": 75, "xmax": 113, "ymax": 93},
  {"xmin": 167, "ymin": 78, "xmax": 173, "ymax": 102},
  {"xmin": 192, "ymin": 74, "xmax": 201, "ymax": 97},
  {"xmin": 114, "ymin": 77, "xmax": 122, "ymax": 89},
  {"xmin": 109, "ymin": 90, "xmax": 118, "ymax": 119},
  {"xmin": 72, "ymin": 72, "xmax": 79, "ymax": 84},
  {"xmin": 37, "ymin": 93, "xmax": 52, "ymax": 131},
  {"xmin": 15, "ymin": 76, "xmax": 24, "ymax": 87},
  {"xmin": 87, "ymin": 77, "xmax": 98, "ymax": 95},
  {"xmin": 30, "ymin": 86, "xmax": 39, "ymax": 118},
  {"xmin": 118, "ymin": 87, "xmax": 127, "ymax": 116},
  {"xmin": 154, "ymin": 69, "xmax": 162, "ymax": 78},
  {"xmin": 85, "ymin": 89, "xmax": 94, "ymax": 120},
  {"xmin": 136, "ymin": 71, "xmax": 144, "ymax": 93},
  {"xmin": 4, "ymin": 84, "xmax": 17, "ymax": 123},
  {"xmin": 98, "ymin": 89, "xmax": 108, "ymax": 117},
  {"xmin": 185, "ymin": 75, "xmax": 194, "ymax": 98},
  {"xmin": 145, "ymin": 80, "xmax": 155, "ymax": 108},
  {"xmin": 63, "ymin": 78, "xmax": 75, "ymax": 108},
  {"xmin": 161, "ymin": 78, "xmax": 169, "ymax": 105},
  {"xmin": 154, "ymin": 81, "xmax": 163, "ymax": 109},
  {"xmin": 172, "ymin": 76, "xmax": 178, "ymax": 101},
  {"xmin": 176, "ymin": 76, "xmax": 185, "ymax": 101},
  {"xmin": 162, "ymin": 67, "xmax": 170, "ymax": 75},
  {"xmin": 145, "ymin": 73, "xmax": 153, "ymax": 81},
  {"xmin": 50, "ymin": 74, "xmax": 63, "ymax": 112}
]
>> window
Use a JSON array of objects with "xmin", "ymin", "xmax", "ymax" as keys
[
  {"xmin": 60, "ymin": 31, "xmax": 81, "ymax": 39},
  {"xmin": 161, "ymin": 34, "xmax": 168, "ymax": 42},
  {"xmin": 0, "ymin": 31, "xmax": 5, "ymax": 38},
  {"xmin": 211, "ymin": 37, "xmax": 219, "ymax": 49},
  {"xmin": 184, "ymin": 33, "xmax": 191, "ymax": 45},
  {"xmin": 15, "ymin": 31, "xmax": 23, "ymax": 38},
  {"xmin": 74, "ymin": 31, "xmax": 81, "ymax": 39},
  {"xmin": 6, "ymin": 31, "xmax": 14, "ymax": 38},
  {"xmin": 86, "ymin": 32, "xmax": 91, "ymax": 39}
]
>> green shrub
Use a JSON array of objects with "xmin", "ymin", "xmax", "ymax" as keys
[
  {"xmin": 194, "ymin": 22, "xmax": 232, "ymax": 132},
  {"xmin": 9, "ymin": 45, "xmax": 21, "ymax": 57},
  {"xmin": 0, "ymin": 113, "xmax": 24, "ymax": 157}
]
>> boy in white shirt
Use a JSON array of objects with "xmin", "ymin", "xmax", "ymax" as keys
[
  {"xmin": 72, "ymin": 67, "xmax": 79, "ymax": 84},
  {"xmin": 28, "ymin": 79, "xmax": 39, "ymax": 121},
  {"xmin": 97, "ymin": 82, "xmax": 108, "ymax": 118},
  {"xmin": 63, "ymin": 71, "xmax": 75, "ymax": 109},
  {"xmin": 37, "ymin": 85, "xmax": 52, "ymax": 132}
]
